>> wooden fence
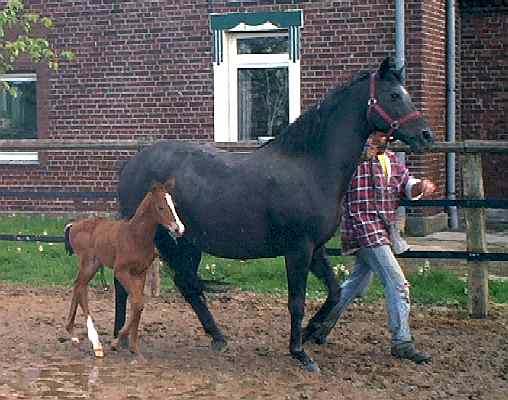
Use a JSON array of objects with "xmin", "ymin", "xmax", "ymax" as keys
[{"xmin": 1, "ymin": 138, "xmax": 507, "ymax": 318}]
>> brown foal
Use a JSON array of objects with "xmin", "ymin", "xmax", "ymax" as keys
[{"xmin": 64, "ymin": 177, "xmax": 184, "ymax": 357}]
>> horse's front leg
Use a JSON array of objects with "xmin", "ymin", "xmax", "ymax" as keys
[
  {"xmin": 158, "ymin": 233, "xmax": 227, "ymax": 352},
  {"xmin": 125, "ymin": 271, "xmax": 147, "ymax": 356},
  {"xmin": 285, "ymin": 243, "xmax": 319, "ymax": 373},
  {"xmin": 303, "ymin": 246, "xmax": 341, "ymax": 345},
  {"xmin": 113, "ymin": 277, "xmax": 129, "ymax": 349}
]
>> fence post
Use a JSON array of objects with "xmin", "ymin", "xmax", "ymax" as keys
[
  {"xmin": 461, "ymin": 150, "xmax": 488, "ymax": 318},
  {"xmin": 144, "ymin": 258, "xmax": 161, "ymax": 297}
]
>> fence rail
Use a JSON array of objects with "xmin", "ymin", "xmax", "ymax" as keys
[
  {"xmin": 1, "ymin": 138, "xmax": 508, "ymax": 152},
  {"xmin": 1, "ymin": 138, "xmax": 507, "ymax": 317}
]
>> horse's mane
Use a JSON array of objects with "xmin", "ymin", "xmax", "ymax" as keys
[{"xmin": 266, "ymin": 71, "xmax": 371, "ymax": 154}]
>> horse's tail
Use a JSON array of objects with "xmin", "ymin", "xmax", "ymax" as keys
[{"xmin": 64, "ymin": 223, "xmax": 74, "ymax": 256}]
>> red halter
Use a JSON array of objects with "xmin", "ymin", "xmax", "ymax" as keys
[{"xmin": 366, "ymin": 72, "xmax": 422, "ymax": 137}]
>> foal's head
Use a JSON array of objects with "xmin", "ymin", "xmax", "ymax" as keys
[{"xmin": 149, "ymin": 177, "xmax": 185, "ymax": 240}]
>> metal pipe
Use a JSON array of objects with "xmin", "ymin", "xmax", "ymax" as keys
[
  {"xmin": 447, "ymin": 0, "xmax": 459, "ymax": 229},
  {"xmin": 395, "ymin": 0, "xmax": 407, "ymax": 231},
  {"xmin": 395, "ymin": 0, "xmax": 405, "ymax": 81}
]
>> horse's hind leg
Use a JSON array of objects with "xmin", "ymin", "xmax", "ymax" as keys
[
  {"xmin": 303, "ymin": 246, "xmax": 341, "ymax": 345},
  {"xmin": 156, "ymin": 230, "xmax": 226, "ymax": 352},
  {"xmin": 66, "ymin": 255, "xmax": 104, "ymax": 357}
]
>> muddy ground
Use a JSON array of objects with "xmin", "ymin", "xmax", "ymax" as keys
[{"xmin": 0, "ymin": 283, "xmax": 506, "ymax": 400}]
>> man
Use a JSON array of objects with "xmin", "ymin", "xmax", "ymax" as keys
[{"xmin": 338, "ymin": 131, "xmax": 435, "ymax": 364}]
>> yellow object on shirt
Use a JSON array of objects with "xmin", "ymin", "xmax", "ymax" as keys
[{"xmin": 377, "ymin": 153, "xmax": 390, "ymax": 178}]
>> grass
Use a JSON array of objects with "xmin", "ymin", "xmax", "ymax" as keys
[{"xmin": 1, "ymin": 214, "xmax": 507, "ymax": 306}]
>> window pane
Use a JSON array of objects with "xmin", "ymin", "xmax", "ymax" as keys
[
  {"xmin": 237, "ymin": 36, "xmax": 288, "ymax": 54},
  {"xmin": 0, "ymin": 81, "xmax": 37, "ymax": 139},
  {"xmin": 237, "ymin": 68, "xmax": 289, "ymax": 140}
]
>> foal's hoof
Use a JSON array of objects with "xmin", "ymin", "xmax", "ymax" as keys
[
  {"xmin": 111, "ymin": 336, "xmax": 129, "ymax": 351},
  {"xmin": 211, "ymin": 338, "xmax": 228, "ymax": 353},
  {"xmin": 93, "ymin": 345, "xmax": 104, "ymax": 358},
  {"xmin": 129, "ymin": 352, "xmax": 146, "ymax": 364}
]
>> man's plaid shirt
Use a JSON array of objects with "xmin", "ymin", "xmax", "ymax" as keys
[{"xmin": 340, "ymin": 150, "xmax": 420, "ymax": 255}]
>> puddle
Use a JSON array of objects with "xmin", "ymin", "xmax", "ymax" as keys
[{"xmin": 0, "ymin": 353, "xmax": 170, "ymax": 399}]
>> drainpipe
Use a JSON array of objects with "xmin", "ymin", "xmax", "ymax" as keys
[
  {"xmin": 395, "ymin": 0, "xmax": 407, "ymax": 232},
  {"xmin": 447, "ymin": 0, "xmax": 459, "ymax": 229},
  {"xmin": 395, "ymin": 0, "xmax": 405, "ymax": 81}
]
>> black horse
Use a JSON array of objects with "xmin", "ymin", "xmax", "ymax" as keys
[{"xmin": 115, "ymin": 57, "xmax": 433, "ymax": 372}]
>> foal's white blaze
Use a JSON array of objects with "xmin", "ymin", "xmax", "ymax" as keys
[
  {"xmin": 86, "ymin": 315, "xmax": 104, "ymax": 357},
  {"xmin": 165, "ymin": 193, "xmax": 185, "ymax": 235}
]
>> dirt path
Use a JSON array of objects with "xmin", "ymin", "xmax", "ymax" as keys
[{"xmin": 0, "ymin": 283, "xmax": 506, "ymax": 400}]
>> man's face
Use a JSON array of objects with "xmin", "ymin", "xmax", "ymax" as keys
[{"xmin": 365, "ymin": 132, "xmax": 389, "ymax": 158}]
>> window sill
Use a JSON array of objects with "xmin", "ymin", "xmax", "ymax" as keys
[
  {"xmin": 0, "ymin": 152, "xmax": 39, "ymax": 165},
  {"xmin": 0, "ymin": 159, "xmax": 40, "ymax": 165}
]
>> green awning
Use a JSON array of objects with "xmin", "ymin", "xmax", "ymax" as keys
[
  {"xmin": 210, "ymin": 10, "xmax": 303, "ymax": 31},
  {"xmin": 210, "ymin": 11, "xmax": 303, "ymax": 65}
]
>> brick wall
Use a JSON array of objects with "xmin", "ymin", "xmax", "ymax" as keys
[
  {"xmin": 1, "ymin": 0, "xmax": 448, "ymax": 214},
  {"xmin": 404, "ymin": 0, "xmax": 447, "ymax": 219},
  {"xmin": 460, "ymin": 5, "xmax": 508, "ymax": 199}
]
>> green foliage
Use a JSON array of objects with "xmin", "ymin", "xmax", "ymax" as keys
[
  {"xmin": 0, "ymin": 0, "xmax": 74, "ymax": 94},
  {"xmin": 1, "ymin": 214, "xmax": 507, "ymax": 306}
]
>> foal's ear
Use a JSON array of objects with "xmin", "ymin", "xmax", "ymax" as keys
[
  {"xmin": 149, "ymin": 181, "xmax": 164, "ymax": 193},
  {"xmin": 378, "ymin": 57, "xmax": 393, "ymax": 79},
  {"xmin": 164, "ymin": 176, "xmax": 176, "ymax": 192}
]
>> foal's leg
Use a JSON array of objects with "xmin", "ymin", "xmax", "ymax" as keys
[
  {"xmin": 114, "ymin": 268, "xmax": 147, "ymax": 355},
  {"xmin": 303, "ymin": 247, "xmax": 341, "ymax": 345},
  {"xmin": 285, "ymin": 242, "xmax": 319, "ymax": 373},
  {"xmin": 65, "ymin": 255, "xmax": 104, "ymax": 357},
  {"xmin": 157, "ymin": 231, "xmax": 226, "ymax": 352}
]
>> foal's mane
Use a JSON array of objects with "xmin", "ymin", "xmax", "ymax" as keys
[{"xmin": 266, "ymin": 71, "xmax": 371, "ymax": 155}]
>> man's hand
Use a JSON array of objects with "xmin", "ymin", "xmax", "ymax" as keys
[{"xmin": 412, "ymin": 179, "xmax": 436, "ymax": 197}]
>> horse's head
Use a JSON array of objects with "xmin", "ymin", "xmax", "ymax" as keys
[
  {"xmin": 150, "ymin": 177, "xmax": 185, "ymax": 240},
  {"xmin": 366, "ymin": 57, "xmax": 433, "ymax": 152}
]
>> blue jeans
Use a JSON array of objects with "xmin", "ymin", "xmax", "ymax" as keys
[{"xmin": 337, "ymin": 245, "xmax": 412, "ymax": 344}]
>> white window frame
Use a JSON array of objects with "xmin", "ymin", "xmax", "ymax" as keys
[
  {"xmin": 213, "ymin": 25, "xmax": 301, "ymax": 142},
  {"xmin": 0, "ymin": 73, "xmax": 38, "ymax": 164}
]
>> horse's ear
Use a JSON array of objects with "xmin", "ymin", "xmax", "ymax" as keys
[
  {"xmin": 378, "ymin": 57, "xmax": 393, "ymax": 79},
  {"xmin": 164, "ymin": 176, "xmax": 176, "ymax": 192},
  {"xmin": 149, "ymin": 180, "xmax": 163, "ymax": 193}
]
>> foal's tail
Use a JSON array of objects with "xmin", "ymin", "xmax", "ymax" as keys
[{"xmin": 64, "ymin": 223, "xmax": 74, "ymax": 256}]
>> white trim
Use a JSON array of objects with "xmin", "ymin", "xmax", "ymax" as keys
[
  {"xmin": 0, "ymin": 151, "xmax": 38, "ymax": 163},
  {"xmin": 228, "ymin": 22, "xmax": 283, "ymax": 32},
  {"xmin": 0, "ymin": 73, "xmax": 37, "ymax": 82}
]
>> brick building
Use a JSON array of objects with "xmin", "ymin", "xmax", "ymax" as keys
[{"xmin": 0, "ymin": 0, "xmax": 506, "ymax": 233}]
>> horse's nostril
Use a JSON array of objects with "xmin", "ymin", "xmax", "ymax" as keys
[{"xmin": 422, "ymin": 130, "xmax": 433, "ymax": 142}]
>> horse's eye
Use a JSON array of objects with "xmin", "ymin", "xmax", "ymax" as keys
[{"xmin": 391, "ymin": 92, "xmax": 401, "ymax": 101}]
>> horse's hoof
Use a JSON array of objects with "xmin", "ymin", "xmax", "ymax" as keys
[
  {"xmin": 111, "ymin": 336, "xmax": 129, "ymax": 351},
  {"xmin": 211, "ymin": 338, "xmax": 228, "ymax": 352},
  {"xmin": 129, "ymin": 352, "xmax": 146, "ymax": 364},
  {"xmin": 93, "ymin": 345, "xmax": 104, "ymax": 358},
  {"xmin": 304, "ymin": 361, "xmax": 321, "ymax": 374}
]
